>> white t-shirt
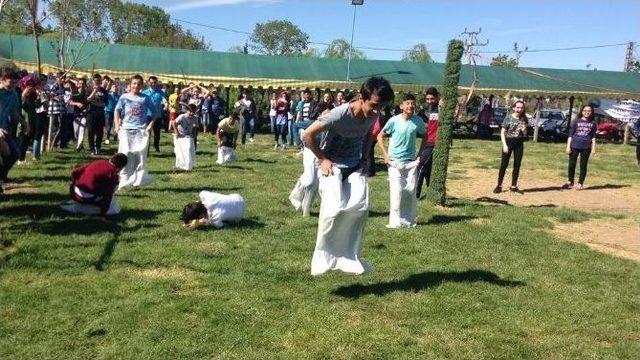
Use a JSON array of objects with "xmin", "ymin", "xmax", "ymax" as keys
[{"xmin": 199, "ymin": 191, "xmax": 245, "ymax": 228}]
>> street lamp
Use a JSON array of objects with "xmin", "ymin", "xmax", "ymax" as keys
[{"xmin": 346, "ymin": 0, "xmax": 364, "ymax": 82}]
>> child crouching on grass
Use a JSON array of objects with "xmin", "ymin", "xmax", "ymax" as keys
[{"xmin": 181, "ymin": 191, "xmax": 245, "ymax": 228}]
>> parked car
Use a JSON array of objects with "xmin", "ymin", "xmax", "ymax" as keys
[
  {"xmin": 596, "ymin": 120, "xmax": 624, "ymax": 142},
  {"xmin": 491, "ymin": 107, "xmax": 507, "ymax": 131},
  {"xmin": 528, "ymin": 109, "xmax": 564, "ymax": 133},
  {"xmin": 538, "ymin": 115, "xmax": 569, "ymax": 142}
]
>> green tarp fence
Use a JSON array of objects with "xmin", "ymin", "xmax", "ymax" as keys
[{"xmin": 2, "ymin": 34, "xmax": 639, "ymax": 98}]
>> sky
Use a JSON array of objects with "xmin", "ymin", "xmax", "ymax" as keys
[{"xmin": 133, "ymin": 0, "xmax": 640, "ymax": 71}]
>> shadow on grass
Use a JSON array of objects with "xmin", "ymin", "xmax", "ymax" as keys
[
  {"xmin": 147, "ymin": 186, "xmax": 242, "ymax": 193},
  {"xmin": 368, "ymin": 210, "xmax": 389, "ymax": 218},
  {"xmin": 425, "ymin": 215, "xmax": 477, "ymax": 225},
  {"xmin": 7, "ymin": 208, "xmax": 161, "ymax": 235},
  {"xmin": 584, "ymin": 184, "xmax": 629, "ymax": 191},
  {"xmin": 221, "ymin": 164, "xmax": 253, "ymax": 170},
  {"xmin": 245, "ymin": 158, "xmax": 276, "ymax": 164},
  {"xmin": 333, "ymin": 270, "xmax": 526, "ymax": 299},
  {"xmin": 95, "ymin": 229, "xmax": 121, "ymax": 271},
  {"xmin": 475, "ymin": 196, "xmax": 511, "ymax": 206},
  {"xmin": 194, "ymin": 218, "xmax": 266, "ymax": 231}
]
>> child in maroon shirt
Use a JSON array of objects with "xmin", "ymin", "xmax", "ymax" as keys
[{"xmin": 62, "ymin": 153, "xmax": 128, "ymax": 216}]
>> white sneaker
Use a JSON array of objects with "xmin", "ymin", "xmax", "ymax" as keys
[
  {"xmin": 273, "ymin": 143, "xmax": 279, "ymax": 150},
  {"xmin": 249, "ymin": 138, "xmax": 255, "ymax": 143}
]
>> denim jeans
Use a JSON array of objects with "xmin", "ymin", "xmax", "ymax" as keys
[
  {"xmin": 292, "ymin": 119, "xmax": 314, "ymax": 146},
  {"xmin": 104, "ymin": 111, "xmax": 114, "ymax": 141},
  {"xmin": 241, "ymin": 116, "xmax": 255, "ymax": 144},
  {"xmin": 416, "ymin": 145, "xmax": 434, "ymax": 198}
]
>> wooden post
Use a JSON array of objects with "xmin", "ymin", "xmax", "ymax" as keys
[
  {"xmin": 623, "ymin": 122, "xmax": 630, "ymax": 145},
  {"xmin": 566, "ymin": 96, "xmax": 575, "ymax": 132},
  {"xmin": 533, "ymin": 97, "xmax": 542, "ymax": 142}
]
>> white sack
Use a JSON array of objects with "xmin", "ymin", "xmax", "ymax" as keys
[
  {"xmin": 60, "ymin": 198, "xmax": 121, "ymax": 216},
  {"xmin": 310, "ymin": 167, "xmax": 371, "ymax": 276},
  {"xmin": 174, "ymin": 136, "xmax": 196, "ymax": 170},
  {"xmin": 289, "ymin": 147, "xmax": 319, "ymax": 217},
  {"xmin": 117, "ymin": 129, "xmax": 153, "ymax": 190},
  {"xmin": 387, "ymin": 160, "xmax": 419, "ymax": 228},
  {"xmin": 216, "ymin": 146, "xmax": 236, "ymax": 164}
]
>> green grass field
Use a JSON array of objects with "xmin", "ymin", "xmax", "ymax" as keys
[{"xmin": 2, "ymin": 135, "xmax": 639, "ymax": 359}]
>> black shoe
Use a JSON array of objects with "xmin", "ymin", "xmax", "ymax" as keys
[
  {"xmin": 561, "ymin": 182, "xmax": 573, "ymax": 190},
  {"xmin": 492, "ymin": 186, "xmax": 502, "ymax": 194},
  {"xmin": 509, "ymin": 186, "xmax": 523, "ymax": 194}
]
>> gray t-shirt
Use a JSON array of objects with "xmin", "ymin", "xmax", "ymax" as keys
[
  {"xmin": 317, "ymin": 103, "xmax": 377, "ymax": 169},
  {"xmin": 175, "ymin": 113, "xmax": 197, "ymax": 137}
]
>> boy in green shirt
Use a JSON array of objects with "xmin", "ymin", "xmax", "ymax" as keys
[{"xmin": 377, "ymin": 93, "xmax": 426, "ymax": 228}]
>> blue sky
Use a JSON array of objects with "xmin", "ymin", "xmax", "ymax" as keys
[{"xmin": 134, "ymin": 0, "xmax": 640, "ymax": 71}]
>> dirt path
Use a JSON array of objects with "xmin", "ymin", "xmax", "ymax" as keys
[{"xmin": 448, "ymin": 168, "xmax": 640, "ymax": 261}]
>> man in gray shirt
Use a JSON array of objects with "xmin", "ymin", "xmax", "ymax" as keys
[{"xmin": 302, "ymin": 77, "xmax": 394, "ymax": 275}]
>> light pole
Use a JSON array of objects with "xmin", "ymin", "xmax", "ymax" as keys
[{"xmin": 346, "ymin": 0, "xmax": 364, "ymax": 82}]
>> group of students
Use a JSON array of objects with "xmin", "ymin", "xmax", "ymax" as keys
[{"xmin": 3, "ymin": 66, "xmax": 634, "ymax": 277}]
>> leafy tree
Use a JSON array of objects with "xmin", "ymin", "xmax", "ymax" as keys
[
  {"xmin": 425, "ymin": 39, "xmax": 464, "ymax": 206},
  {"xmin": 324, "ymin": 38, "xmax": 366, "ymax": 59},
  {"xmin": 631, "ymin": 59, "xmax": 640, "ymax": 73},
  {"xmin": 108, "ymin": 1, "xmax": 208, "ymax": 50},
  {"xmin": 48, "ymin": 0, "xmax": 110, "ymax": 71},
  {"xmin": 249, "ymin": 20, "xmax": 309, "ymax": 56},
  {"xmin": 401, "ymin": 43, "xmax": 433, "ymax": 63},
  {"xmin": 490, "ymin": 53, "xmax": 518, "ymax": 67},
  {"xmin": 301, "ymin": 47, "xmax": 321, "ymax": 57},
  {"xmin": 0, "ymin": 0, "xmax": 32, "ymax": 35},
  {"xmin": 227, "ymin": 45, "xmax": 247, "ymax": 54}
]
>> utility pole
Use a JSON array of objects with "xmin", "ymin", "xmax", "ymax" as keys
[
  {"xmin": 346, "ymin": 0, "xmax": 364, "ymax": 82},
  {"xmin": 460, "ymin": 28, "xmax": 488, "ymax": 120},
  {"xmin": 624, "ymin": 41, "xmax": 634, "ymax": 72}
]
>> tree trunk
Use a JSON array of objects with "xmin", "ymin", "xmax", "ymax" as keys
[
  {"xmin": 425, "ymin": 39, "xmax": 464, "ymax": 206},
  {"xmin": 532, "ymin": 97, "xmax": 542, "ymax": 142},
  {"xmin": 623, "ymin": 123, "xmax": 630, "ymax": 145},
  {"xmin": 30, "ymin": 14, "xmax": 41, "ymax": 75}
]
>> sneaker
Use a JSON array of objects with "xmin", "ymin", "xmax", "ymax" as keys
[
  {"xmin": 281, "ymin": 144, "xmax": 287, "ymax": 150},
  {"xmin": 574, "ymin": 184, "xmax": 584, "ymax": 191},
  {"xmin": 249, "ymin": 138, "xmax": 255, "ymax": 143},
  {"xmin": 492, "ymin": 186, "xmax": 502, "ymax": 194},
  {"xmin": 509, "ymin": 186, "xmax": 523, "ymax": 194},
  {"xmin": 561, "ymin": 182, "xmax": 573, "ymax": 190},
  {"xmin": 273, "ymin": 143, "xmax": 279, "ymax": 150}
]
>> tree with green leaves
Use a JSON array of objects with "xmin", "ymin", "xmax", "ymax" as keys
[
  {"xmin": 227, "ymin": 45, "xmax": 246, "ymax": 54},
  {"xmin": 108, "ymin": 1, "xmax": 207, "ymax": 50},
  {"xmin": 425, "ymin": 39, "xmax": 464, "ymax": 206},
  {"xmin": 490, "ymin": 53, "xmax": 518, "ymax": 67},
  {"xmin": 0, "ymin": 0, "xmax": 32, "ymax": 35},
  {"xmin": 324, "ymin": 38, "xmax": 366, "ymax": 59},
  {"xmin": 401, "ymin": 43, "xmax": 433, "ymax": 63},
  {"xmin": 48, "ymin": 0, "xmax": 110, "ymax": 72},
  {"xmin": 249, "ymin": 20, "xmax": 309, "ymax": 56}
]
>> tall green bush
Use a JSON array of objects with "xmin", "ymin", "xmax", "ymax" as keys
[{"xmin": 425, "ymin": 39, "xmax": 464, "ymax": 205}]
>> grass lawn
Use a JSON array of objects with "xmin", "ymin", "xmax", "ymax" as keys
[{"xmin": 1, "ymin": 135, "xmax": 639, "ymax": 359}]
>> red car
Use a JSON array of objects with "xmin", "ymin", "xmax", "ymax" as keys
[{"xmin": 596, "ymin": 121, "xmax": 624, "ymax": 142}]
